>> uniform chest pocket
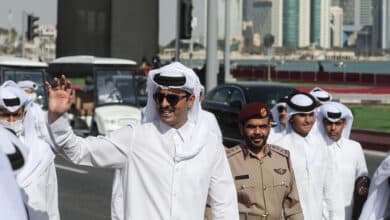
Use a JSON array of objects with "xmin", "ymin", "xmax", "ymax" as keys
[
  {"xmin": 235, "ymin": 176, "xmax": 258, "ymax": 207},
  {"xmin": 272, "ymin": 170, "xmax": 291, "ymax": 198}
]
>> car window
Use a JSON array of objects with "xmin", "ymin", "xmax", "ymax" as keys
[
  {"xmin": 246, "ymin": 87, "xmax": 297, "ymax": 107},
  {"xmin": 229, "ymin": 88, "xmax": 244, "ymax": 104},
  {"xmin": 211, "ymin": 87, "xmax": 231, "ymax": 103}
]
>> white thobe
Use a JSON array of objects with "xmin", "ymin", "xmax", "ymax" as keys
[
  {"xmin": 268, "ymin": 125, "xmax": 285, "ymax": 144},
  {"xmin": 18, "ymin": 136, "xmax": 59, "ymax": 220},
  {"xmin": 50, "ymin": 116, "xmax": 238, "ymax": 220},
  {"xmin": 276, "ymin": 131, "xmax": 342, "ymax": 220},
  {"xmin": 0, "ymin": 148, "xmax": 28, "ymax": 220},
  {"xmin": 328, "ymin": 138, "xmax": 368, "ymax": 220}
]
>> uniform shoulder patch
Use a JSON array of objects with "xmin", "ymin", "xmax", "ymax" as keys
[
  {"xmin": 225, "ymin": 145, "xmax": 242, "ymax": 158},
  {"xmin": 269, "ymin": 144, "xmax": 290, "ymax": 158}
]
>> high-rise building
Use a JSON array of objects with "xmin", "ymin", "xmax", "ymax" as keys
[
  {"xmin": 330, "ymin": 6, "xmax": 344, "ymax": 47},
  {"xmin": 218, "ymin": 0, "xmax": 243, "ymax": 40},
  {"xmin": 56, "ymin": 0, "xmax": 158, "ymax": 63},
  {"xmin": 282, "ymin": 0, "xmax": 299, "ymax": 47},
  {"xmin": 311, "ymin": 0, "xmax": 330, "ymax": 48},
  {"xmin": 241, "ymin": 0, "xmax": 273, "ymax": 44},
  {"xmin": 381, "ymin": 0, "xmax": 390, "ymax": 48},
  {"xmin": 271, "ymin": 0, "xmax": 283, "ymax": 47},
  {"xmin": 360, "ymin": 0, "xmax": 373, "ymax": 26},
  {"xmin": 299, "ymin": 0, "xmax": 311, "ymax": 47}
]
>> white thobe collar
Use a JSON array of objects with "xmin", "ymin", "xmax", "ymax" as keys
[{"xmin": 157, "ymin": 119, "xmax": 194, "ymax": 144}]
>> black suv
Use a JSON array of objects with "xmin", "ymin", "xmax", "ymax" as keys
[{"xmin": 202, "ymin": 81, "xmax": 298, "ymax": 147}]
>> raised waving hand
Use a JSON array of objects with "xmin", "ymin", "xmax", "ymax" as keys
[{"xmin": 45, "ymin": 75, "xmax": 73, "ymax": 123}]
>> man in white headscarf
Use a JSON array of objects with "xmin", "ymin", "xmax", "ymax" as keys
[
  {"xmin": 318, "ymin": 102, "xmax": 368, "ymax": 220},
  {"xmin": 310, "ymin": 87, "xmax": 333, "ymax": 105},
  {"xmin": 0, "ymin": 126, "xmax": 29, "ymax": 220},
  {"xmin": 46, "ymin": 62, "xmax": 238, "ymax": 220},
  {"xmin": 359, "ymin": 153, "xmax": 390, "ymax": 220},
  {"xmin": 268, "ymin": 96, "xmax": 288, "ymax": 144},
  {"xmin": 275, "ymin": 92, "xmax": 342, "ymax": 220},
  {"xmin": 0, "ymin": 81, "xmax": 59, "ymax": 220}
]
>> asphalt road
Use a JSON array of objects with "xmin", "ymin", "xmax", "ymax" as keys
[{"xmin": 55, "ymin": 150, "xmax": 388, "ymax": 220}]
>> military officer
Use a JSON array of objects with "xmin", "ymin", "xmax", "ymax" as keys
[{"xmin": 228, "ymin": 102, "xmax": 303, "ymax": 220}]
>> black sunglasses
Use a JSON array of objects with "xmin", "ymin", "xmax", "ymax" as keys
[
  {"xmin": 277, "ymin": 106, "xmax": 286, "ymax": 113},
  {"xmin": 153, "ymin": 93, "xmax": 189, "ymax": 106}
]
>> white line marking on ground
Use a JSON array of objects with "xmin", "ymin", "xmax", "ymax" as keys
[
  {"xmin": 364, "ymin": 149, "xmax": 389, "ymax": 157},
  {"xmin": 55, "ymin": 164, "xmax": 88, "ymax": 174}
]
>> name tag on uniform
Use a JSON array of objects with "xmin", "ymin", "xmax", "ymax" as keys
[{"xmin": 235, "ymin": 175, "xmax": 249, "ymax": 180}]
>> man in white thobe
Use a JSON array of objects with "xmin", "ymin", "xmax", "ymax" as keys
[
  {"xmin": 0, "ymin": 81, "xmax": 60, "ymax": 220},
  {"xmin": 46, "ymin": 62, "xmax": 238, "ymax": 220},
  {"xmin": 318, "ymin": 102, "xmax": 368, "ymax": 220},
  {"xmin": 359, "ymin": 153, "xmax": 390, "ymax": 220},
  {"xmin": 275, "ymin": 92, "xmax": 342, "ymax": 220}
]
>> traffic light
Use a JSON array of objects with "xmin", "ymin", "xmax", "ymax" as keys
[
  {"xmin": 179, "ymin": 0, "xmax": 193, "ymax": 39},
  {"xmin": 27, "ymin": 14, "xmax": 39, "ymax": 41}
]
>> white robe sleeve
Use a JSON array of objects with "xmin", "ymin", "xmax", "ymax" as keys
[
  {"xmin": 48, "ymin": 115, "xmax": 131, "ymax": 168},
  {"xmin": 208, "ymin": 143, "xmax": 239, "ymax": 220},
  {"xmin": 355, "ymin": 142, "xmax": 368, "ymax": 178}
]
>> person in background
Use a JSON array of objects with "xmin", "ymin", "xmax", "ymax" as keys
[
  {"xmin": 359, "ymin": 153, "xmax": 390, "ymax": 220},
  {"xmin": 318, "ymin": 102, "xmax": 368, "ymax": 220},
  {"xmin": 275, "ymin": 92, "xmax": 342, "ymax": 220},
  {"xmin": 0, "ymin": 81, "xmax": 59, "ymax": 220},
  {"xmin": 46, "ymin": 62, "xmax": 238, "ymax": 220},
  {"xmin": 309, "ymin": 87, "xmax": 333, "ymax": 106},
  {"xmin": 227, "ymin": 102, "xmax": 303, "ymax": 220},
  {"xmin": 268, "ymin": 96, "xmax": 288, "ymax": 144}
]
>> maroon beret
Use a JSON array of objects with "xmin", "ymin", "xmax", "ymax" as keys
[{"xmin": 238, "ymin": 102, "xmax": 270, "ymax": 123}]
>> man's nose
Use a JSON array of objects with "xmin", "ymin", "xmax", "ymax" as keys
[
  {"xmin": 160, "ymin": 97, "xmax": 170, "ymax": 107},
  {"xmin": 8, "ymin": 115, "xmax": 17, "ymax": 122}
]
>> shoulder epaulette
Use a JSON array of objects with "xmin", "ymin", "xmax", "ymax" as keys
[
  {"xmin": 269, "ymin": 144, "xmax": 290, "ymax": 158},
  {"xmin": 225, "ymin": 145, "xmax": 242, "ymax": 158}
]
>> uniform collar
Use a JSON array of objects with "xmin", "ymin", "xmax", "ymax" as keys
[{"xmin": 241, "ymin": 144, "xmax": 272, "ymax": 160}]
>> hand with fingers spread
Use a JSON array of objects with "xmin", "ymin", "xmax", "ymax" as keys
[{"xmin": 45, "ymin": 75, "xmax": 73, "ymax": 123}]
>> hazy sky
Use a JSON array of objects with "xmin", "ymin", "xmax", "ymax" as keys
[{"xmin": 0, "ymin": 0, "xmax": 206, "ymax": 46}]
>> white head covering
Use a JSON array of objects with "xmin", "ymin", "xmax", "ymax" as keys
[
  {"xmin": 359, "ymin": 152, "xmax": 390, "ymax": 220},
  {"xmin": 143, "ymin": 62, "xmax": 207, "ymax": 162},
  {"xmin": 16, "ymin": 80, "xmax": 38, "ymax": 91},
  {"xmin": 143, "ymin": 62, "xmax": 201, "ymax": 124},
  {"xmin": 310, "ymin": 87, "xmax": 333, "ymax": 104},
  {"xmin": 285, "ymin": 92, "xmax": 317, "ymax": 133},
  {"xmin": 0, "ymin": 81, "xmax": 30, "ymax": 113},
  {"xmin": 318, "ymin": 102, "xmax": 353, "ymax": 140}
]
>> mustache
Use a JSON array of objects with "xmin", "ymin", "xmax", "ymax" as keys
[
  {"xmin": 159, "ymin": 105, "xmax": 175, "ymax": 113},
  {"xmin": 251, "ymin": 134, "xmax": 265, "ymax": 139}
]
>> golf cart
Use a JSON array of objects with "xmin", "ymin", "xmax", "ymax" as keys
[
  {"xmin": 48, "ymin": 55, "xmax": 146, "ymax": 136},
  {"xmin": 0, "ymin": 56, "xmax": 49, "ymax": 109}
]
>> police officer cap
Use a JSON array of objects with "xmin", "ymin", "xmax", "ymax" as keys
[
  {"xmin": 286, "ymin": 92, "xmax": 317, "ymax": 112},
  {"xmin": 238, "ymin": 102, "xmax": 270, "ymax": 123}
]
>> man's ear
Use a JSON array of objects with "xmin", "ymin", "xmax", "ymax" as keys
[{"xmin": 187, "ymin": 95, "xmax": 195, "ymax": 109}]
